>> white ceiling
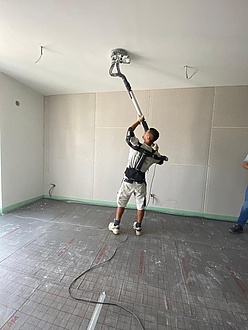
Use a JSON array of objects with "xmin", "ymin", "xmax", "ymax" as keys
[{"xmin": 1, "ymin": 0, "xmax": 248, "ymax": 96}]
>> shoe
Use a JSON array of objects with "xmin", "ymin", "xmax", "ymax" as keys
[
  {"xmin": 108, "ymin": 222, "xmax": 120, "ymax": 235},
  {"xmin": 133, "ymin": 222, "xmax": 142, "ymax": 236},
  {"xmin": 229, "ymin": 223, "xmax": 243, "ymax": 234}
]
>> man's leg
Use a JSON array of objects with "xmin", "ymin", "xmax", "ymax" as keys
[
  {"xmin": 115, "ymin": 207, "xmax": 125, "ymax": 222},
  {"xmin": 133, "ymin": 183, "xmax": 146, "ymax": 236},
  {"xmin": 109, "ymin": 207, "xmax": 125, "ymax": 235},
  {"xmin": 133, "ymin": 209, "xmax": 145, "ymax": 236},
  {"xmin": 229, "ymin": 186, "xmax": 248, "ymax": 233},
  {"xmin": 109, "ymin": 181, "xmax": 132, "ymax": 235},
  {"xmin": 137, "ymin": 209, "xmax": 145, "ymax": 225},
  {"xmin": 237, "ymin": 186, "xmax": 248, "ymax": 226}
]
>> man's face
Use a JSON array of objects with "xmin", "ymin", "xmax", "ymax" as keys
[{"xmin": 142, "ymin": 130, "xmax": 153, "ymax": 144}]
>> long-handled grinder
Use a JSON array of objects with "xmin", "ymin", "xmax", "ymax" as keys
[{"xmin": 109, "ymin": 48, "xmax": 149, "ymax": 132}]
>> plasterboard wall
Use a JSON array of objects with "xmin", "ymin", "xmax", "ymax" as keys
[
  {"xmin": 44, "ymin": 94, "xmax": 96, "ymax": 199},
  {"xmin": 205, "ymin": 86, "xmax": 248, "ymax": 216},
  {"xmin": 0, "ymin": 73, "xmax": 44, "ymax": 212},
  {"xmin": 44, "ymin": 86, "xmax": 248, "ymax": 219},
  {"xmin": 0, "ymin": 76, "xmax": 2, "ymax": 211}
]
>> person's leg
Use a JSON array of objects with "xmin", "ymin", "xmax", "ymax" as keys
[
  {"xmin": 115, "ymin": 207, "xmax": 125, "ymax": 223},
  {"xmin": 133, "ymin": 183, "xmax": 146, "ymax": 235},
  {"xmin": 109, "ymin": 181, "xmax": 133, "ymax": 234},
  {"xmin": 237, "ymin": 186, "xmax": 248, "ymax": 226},
  {"xmin": 229, "ymin": 186, "xmax": 248, "ymax": 233},
  {"xmin": 109, "ymin": 207, "xmax": 125, "ymax": 235},
  {"xmin": 136, "ymin": 209, "xmax": 145, "ymax": 225}
]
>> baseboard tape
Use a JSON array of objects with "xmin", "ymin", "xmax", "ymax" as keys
[
  {"xmin": 0, "ymin": 194, "xmax": 236, "ymax": 222},
  {"xmin": 0, "ymin": 196, "xmax": 43, "ymax": 214},
  {"xmin": 43, "ymin": 195, "xmax": 236, "ymax": 222}
]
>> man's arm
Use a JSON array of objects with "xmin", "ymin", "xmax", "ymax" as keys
[
  {"xmin": 130, "ymin": 120, "xmax": 141, "ymax": 131},
  {"xmin": 130, "ymin": 116, "xmax": 144, "ymax": 131},
  {"xmin": 243, "ymin": 161, "xmax": 248, "ymax": 170}
]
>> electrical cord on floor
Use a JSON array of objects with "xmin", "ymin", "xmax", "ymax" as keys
[{"xmin": 68, "ymin": 234, "xmax": 145, "ymax": 330}]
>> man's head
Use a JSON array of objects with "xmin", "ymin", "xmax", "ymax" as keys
[{"xmin": 143, "ymin": 128, "xmax": 160, "ymax": 146}]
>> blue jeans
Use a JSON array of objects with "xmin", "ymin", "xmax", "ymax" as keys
[{"xmin": 237, "ymin": 186, "xmax": 248, "ymax": 227}]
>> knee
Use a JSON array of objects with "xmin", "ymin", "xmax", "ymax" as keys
[{"xmin": 241, "ymin": 201, "xmax": 248, "ymax": 212}]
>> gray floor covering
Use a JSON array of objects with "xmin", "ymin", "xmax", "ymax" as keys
[{"xmin": 0, "ymin": 198, "xmax": 248, "ymax": 330}]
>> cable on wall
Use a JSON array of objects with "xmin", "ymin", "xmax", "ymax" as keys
[
  {"xmin": 35, "ymin": 46, "xmax": 44, "ymax": 64},
  {"xmin": 184, "ymin": 65, "xmax": 198, "ymax": 80},
  {"xmin": 48, "ymin": 183, "xmax": 56, "ymax": 197}
]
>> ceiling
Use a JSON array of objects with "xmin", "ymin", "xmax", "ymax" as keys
[{"xmin": 1, "ymin": 0, "xmax": 248, "ymax": 96}]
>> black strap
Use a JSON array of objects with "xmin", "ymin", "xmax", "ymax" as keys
[{"xmin": 125, "ymin": 127, "xmax": 168, "ymax": 163}]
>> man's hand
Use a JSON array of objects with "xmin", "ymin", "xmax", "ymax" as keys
[
  {"xmin": 162, "ymin": 155, "xmax": 169, "ymax": 162},
  {"xmin": 138, "ymin": 115, "xmax": 144, "ymax": 123}
]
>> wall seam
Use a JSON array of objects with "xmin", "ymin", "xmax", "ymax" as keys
[
  {"xmin": 0, "ymin": 74, "xmax": 2, "ymax": 212},
  {"xmin": 203, "ymin": 87, "xmax": 216, "ymax": 213},
  {"xmin": 148, "ymin": 90, "xmax": 152, "ymax": 123},
  {"xmin": 42, "ymin": 96, "xmax": 46, "ymax": 196},
  {"xmin": 92, "ymin": 93, "xmax": 97, "ymax": 200}
]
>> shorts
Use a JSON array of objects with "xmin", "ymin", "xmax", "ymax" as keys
[{"xmin": 117, "ymin": 180, "xmax": 147, "ymax": 210}]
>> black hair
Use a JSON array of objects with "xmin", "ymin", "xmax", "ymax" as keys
[{"xmin": 149, "ymin": 128, "xmax": 159, "ymax": 142}]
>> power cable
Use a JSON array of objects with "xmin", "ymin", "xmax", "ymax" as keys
[
  {"xmin": 146, "ymin": 164, "xmax": 157, "ymax": 207},
  {"xmin": 35, "ymin": 45, "xmax": 44, "ymax": 64},
  {"xmin": 68, "ymin": 234, "xmax": 145, "ymax": 330},
  {"xmin": 48, "ymin": 183, "xmax": 56, "ymax": 197}
]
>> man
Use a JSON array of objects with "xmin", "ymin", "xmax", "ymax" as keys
[
  {"xmin": 109, "ymin": 116, "xmax": 168, "ymax": 236},
  {"xmin": 229, "ymin": 154, "xmax": 248, "ymax": 233}
]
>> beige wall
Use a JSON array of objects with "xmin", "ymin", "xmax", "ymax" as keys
[
  {"xmin": 44, "ymin": 86, "xmax": 248, "ymax": 219},
  {"xmin": 0, "ymin": 74, "xmax": 44, "ymax": 212}
]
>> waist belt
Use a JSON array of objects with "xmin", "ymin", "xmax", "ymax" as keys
[
  {"xmin": 124, "ymin": 178, "xmax": 144, "ymax": 184},
  {"xmin": 124, "ymin": 167, "xmax": 145, "ymax": 184}
]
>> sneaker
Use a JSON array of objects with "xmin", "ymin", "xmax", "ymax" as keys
[
  {"xmin": 229, "ymin": 223, "xmax": 243, "ymax": 234},
  {"xmin": 133, "ymin": 222, "xmax": 142, "ymax": 236},
  {"xmin": 108, "ymin": 222, "xmax": 120, "ymax": 235}
]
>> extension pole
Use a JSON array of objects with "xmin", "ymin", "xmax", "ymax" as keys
[
  {"xmin": 109, "ymin": 50, "xmax": 149, "ymax": 132},
  {"xmin": 118, "ymin": 69, "xmax": 149, "ymax": 131}
]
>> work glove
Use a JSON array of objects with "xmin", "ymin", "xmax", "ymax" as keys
[
  {"xmin": 153, "ymin": 143, "xmax": 159, "ymax": 152},
  {"xmin": 138, "ymin": 115, "xmax": 144, "ymax": 123}
]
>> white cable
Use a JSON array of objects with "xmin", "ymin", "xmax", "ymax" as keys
[{"xmin": 146, "ymin": 164, "xmax": 157, "ymax": 207}]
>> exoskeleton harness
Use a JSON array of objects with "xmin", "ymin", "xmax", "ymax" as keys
[{"xmin": 124, "ymin": 127, "xmax": 168, "ymax": 184}]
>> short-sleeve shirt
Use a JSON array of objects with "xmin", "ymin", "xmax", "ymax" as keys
[{"xmin": 126, "ymin": 135, "xmax": 162, "ymax": 173}]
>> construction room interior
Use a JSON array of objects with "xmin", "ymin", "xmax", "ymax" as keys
[{"xmin": 0, "ymin": 1, "xmax": 248, "ymax": 329}]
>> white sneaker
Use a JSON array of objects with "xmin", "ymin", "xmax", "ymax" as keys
[
  {"xmin": 108, "ymin": 222, "xmax": 120, "ymax": 235},
  {"xmin": 133, "ymin": 222, "xmax": 142, "ymax": 236}
]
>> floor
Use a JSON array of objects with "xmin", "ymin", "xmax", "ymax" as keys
[{"xmin": 0, "ymin": 199, "xmax": 248, "ymax": 330}]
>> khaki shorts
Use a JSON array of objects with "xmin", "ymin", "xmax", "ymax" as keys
[{"xmin": 117, "ymin": 180, "xmax": 147, "ymax": 210}]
